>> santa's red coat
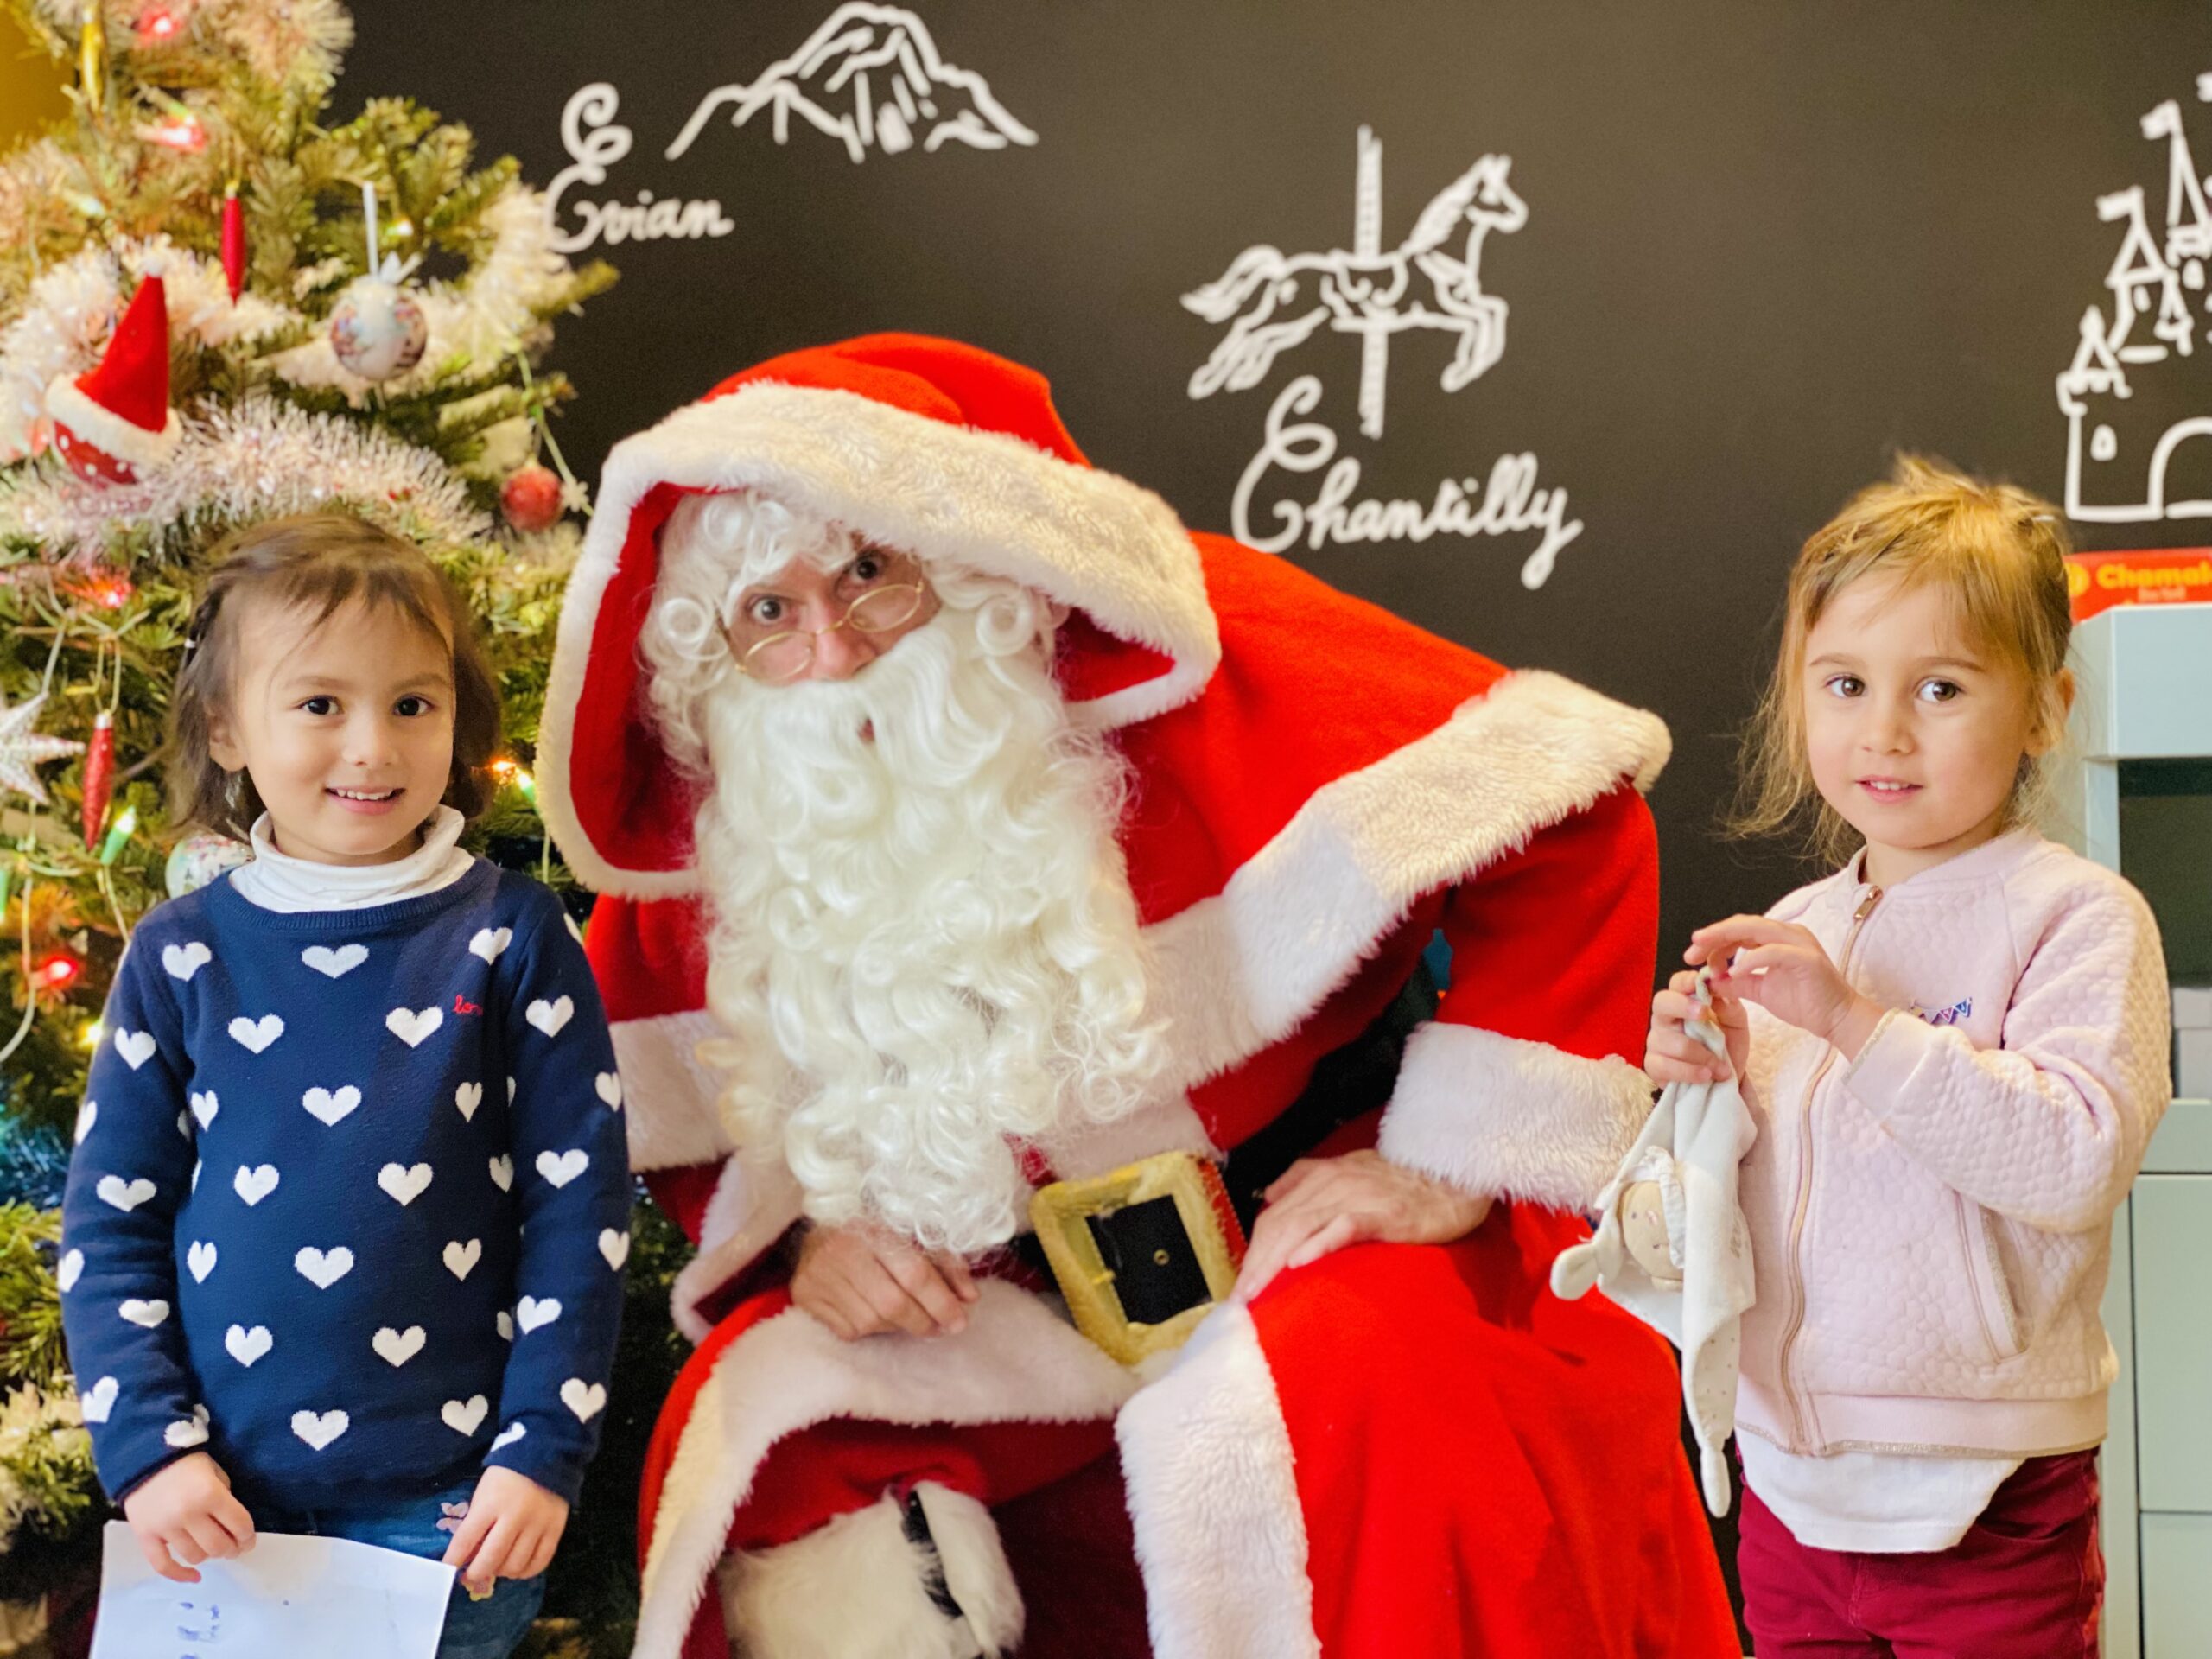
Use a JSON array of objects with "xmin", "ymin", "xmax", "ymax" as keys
[{"xmin": 535, "ymin": 336, "xmax": 1736, "ymax": 1657}]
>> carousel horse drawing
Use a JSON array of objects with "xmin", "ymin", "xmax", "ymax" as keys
[{"xmin": 1183, "ymin": 129, "xmax": 1528, "ymax": 439}]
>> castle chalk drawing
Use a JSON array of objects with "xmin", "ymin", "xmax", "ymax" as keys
[
  {"xmin": 2056, "ymin": 72, "xmax": 2212, "ymax": 522},
  {"xmin": 1183, "ymin": 128, "xmax": 1525, "ymax": 441}
]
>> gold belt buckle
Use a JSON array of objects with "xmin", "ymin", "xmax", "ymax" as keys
[{"xmin": 1027, "ymin": 1151, "xmax": 1248, "ymax": 1366}]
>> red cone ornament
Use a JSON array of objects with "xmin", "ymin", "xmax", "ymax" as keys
[
  {"xmin": 44, "ymin": 273, "xmax": 182, "ymax": 484},
  {"xmin": 221, "ymin": 183, "xmax": 247, "ymax": 304},
  {"xmin": 80, "ymin": 711, "xmax": 115, "ymax": 849}
]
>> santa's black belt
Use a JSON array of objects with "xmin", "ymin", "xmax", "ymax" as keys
[{"xmin": 1014, "ymin": 962, "xmax": 1436, "ymax": 1363}]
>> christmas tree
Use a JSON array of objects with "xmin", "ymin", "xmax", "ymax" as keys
[{"xmin": 0, "ymin": 3, "xmax": 687, "ymax": 1649}]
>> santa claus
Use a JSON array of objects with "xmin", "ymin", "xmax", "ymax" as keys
[{"xmin": 537, "ymin": 335, "xmax": 1736, "ymax": 1659}]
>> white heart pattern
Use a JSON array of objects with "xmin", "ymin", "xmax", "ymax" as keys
[
  {"xmin": 536, "ymin": 1148, "xmax": 589, "ymax": 1190},
  {"xmin": 468, "ymin": 927, "xmax": 512, "ymax": 963},
  {"xmin": 495, "ymin": 1311, "xmax": 513, "ymax": 1342},
  {"xmin": 176, "ymin": 1109, "xmax": 189, "ymax": 1141},
  {"xmin": 594, "ymin": 1071, "xmax": 624, "ymax": 1110},
  {"xmin": 79, "ymin": 1376, "xmax": 118, "ymax": 1424},
  {"xmin": 96, "ymin": 1175, "xmax": 156, "ymax": 1213},
  {"xmin": 489, "ymin": 1422, "xmax": 526, "ymax": 1452},
  {"xmin": 302, "ymin": 1085, "xmax": 362, "ymax": 1127},
  {"xmin": 378, "ymin": 1162, "xmax": 433, "ymax": 1206},
  {"xmin": 227, "ymin": 1014, "xmax": 283, "ymax": 1054},
  {"xmin": 57, "ymin": 1249, "xmax": 84, "ymax": 1294},
  {"xmin": 525, "ymin": 996, "xmax": 574, "ymax": 1038},
  {"xmin": 114, "ymin": 1029, "xmax": 157, "ymax": 1070},
  {"xmin": 191, "ymin": 1159, "xmax": 201, "ymax": 1192},
  {"xmin": 559, "ymin": 1378, "xmax": 607, "ymax": 1423},
  {"xmin": 302, "ymin": 943, "xmax": 369, "ymax": 979},
  {"xmin": 120, "ymin": 1298, "xmax": 169, "ymax": 1328},
  {"xmin": 385, "ymin": 1006, "xmax": 444, "ymax": 1048},
  {"xmin": 487, "ymin": 1155, "xmax": 513, "ymax": 1193},
  {"xmin": 189, "ymin": 1090, "xmax": 219, "ymax": 1131},
  {"xmin": 233, "ymin": 1164, "xmax": 280, "ymax": 1206},
  {"xmin": 442, "ymin": 1238, "xmax": 482, "ymax": 1281},
  {"xmin": 161, "ymin": 942, "xmax": 212, "ymax": 982},
  {"xmin": 294, "ymin": 1245, "xmax": 353, "ymax": 1288},
  {"xmin": 372, "ymin": 1325, "xmax": 426, "ymax": 1367},
  {"xmin": 442, "ymin": 1395, "xmax": 489, "ymax": 1436},
  {"xmin": 599, "ymin": 1229, "xmax": 631, "ymax": 1271},
  {"xmin": 507, "ymin": 1076, "xmax": 517, "ymax": 1103},
  {"xmin": 291, "ymin": 1408, "xmax": 349, "ymax": 1451},
  {"xmin": 454, "ymin": 1082, "xmax": 484, "ymax": 1122},
  {"xmin": 225, "ymin": 1324, "xmax": 273, "ymax": 1367},
  {"xmin": 165, "ymin": 1405, "xmax": 211, "ymax": 1449},
  {"xmin": 74, "ymin": 1100, "xmax": 95, "ymax": 1142},
  {"xmin": 516, "ymin": 1295, "xmax": 562, "ymax": 1334},
  {"xmin": 186, "ymin": 1241, "xmax": 218, "ymax": 1283}
]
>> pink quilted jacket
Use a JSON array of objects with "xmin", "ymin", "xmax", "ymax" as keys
[{"xmin": 1733, "ymin": 828, "xmax": 2171, "ymax": 1459}]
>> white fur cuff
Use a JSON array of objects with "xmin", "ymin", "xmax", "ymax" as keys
[{"xmin": 1377, "ymin": 1021, "xmax": 1654, "ymax": 1211}]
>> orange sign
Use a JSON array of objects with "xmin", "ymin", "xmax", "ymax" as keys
[{"xmin": 2065, "ymin": 550, "xmax": 2212, "ymax": 621}]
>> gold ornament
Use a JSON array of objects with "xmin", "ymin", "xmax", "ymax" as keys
[{"xmin": 78, "ymin": 3, "xmax": 109, "ymax": 111}]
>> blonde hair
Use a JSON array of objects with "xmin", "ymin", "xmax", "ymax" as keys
[{"xmin": 1731, "ymin": 454, "xmax": 2075, "ymax": 865}]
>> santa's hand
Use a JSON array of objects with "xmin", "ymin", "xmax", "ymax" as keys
[
  {"xmin": 791, "ymin": 1222, "xmax": 981, "ymax": 1341},
  {"xmin": 1231, "ymin": 1150, "xmax": 1491, "ymax": 1307}
]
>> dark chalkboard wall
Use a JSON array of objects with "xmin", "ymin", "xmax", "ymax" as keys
[{"xmin": 347, "ymin": 0, "xmax": 2212, "ymax": 957}]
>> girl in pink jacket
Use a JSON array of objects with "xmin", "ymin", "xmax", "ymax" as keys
[{"xmin": 1646, "ymin": 456, "xmax": 2171, "ymax": 1658}]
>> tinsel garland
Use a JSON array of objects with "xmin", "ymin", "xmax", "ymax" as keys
[
  {"xmin": 0, "ymin": 392, "xmax": 491, "ymax": 557},
  {"xmin": 0, "ymin": 1120, "xmax": 68, "ymax": 1215},
  {"xmin": 29, "ymin": 0, "xmax": 353, "ymax": 90}
]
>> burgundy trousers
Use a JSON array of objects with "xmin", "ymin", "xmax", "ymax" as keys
[{"xmin": 1738, "ymin": 1449, "xmax": 2103, "ymax": 1658}]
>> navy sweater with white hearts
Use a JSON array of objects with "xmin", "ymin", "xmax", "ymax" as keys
[{"xmin": 58, "ymin": 861, "xmax": 630, "ymax": 1512}]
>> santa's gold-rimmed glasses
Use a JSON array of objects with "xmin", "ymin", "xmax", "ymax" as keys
[{"xmin": 728, "ymin": 575, "xmax": 932, "ymax": 685}]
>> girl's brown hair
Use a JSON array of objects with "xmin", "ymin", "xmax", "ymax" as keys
[
  {"xmin": 168, "ymin": 513, "xmax": 502, "ymax": 835},
  {"xmin": 1730, "ymin": 454, "xmax": 2075, "ymax": 865}
]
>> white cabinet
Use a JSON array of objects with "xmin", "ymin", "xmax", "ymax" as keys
[{"xmin": 2056, "ymin": 601, "xmax": 2212, "ymax": 1659}]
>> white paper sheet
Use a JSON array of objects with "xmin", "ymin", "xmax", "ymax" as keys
[{"xmin": 92, "ymin": 1521, "xmax": 456, "ymax": 1659}]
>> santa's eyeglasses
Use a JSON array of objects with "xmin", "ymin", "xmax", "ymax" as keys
[{"xmin": 732, "ymin": 581, "xmax": 931, "ymax": 684}]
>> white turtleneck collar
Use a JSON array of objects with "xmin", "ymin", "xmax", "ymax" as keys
[{"xmin": 227, "ymin": 804, "xmax": 477, "ymax": 913}]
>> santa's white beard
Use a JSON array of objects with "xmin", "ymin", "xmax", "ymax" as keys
[{"xmin": 692, "ymin": 593, "xmax": 1162, "ymax": 1254}]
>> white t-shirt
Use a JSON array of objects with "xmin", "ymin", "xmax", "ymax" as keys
[
  {"xmin": 1738, "ymin": 1433, "xmax": 2022, "ymax": 1553},
  {"xmin": 228, "ymin": 806, "xmax": 475, "ymax": 912}
]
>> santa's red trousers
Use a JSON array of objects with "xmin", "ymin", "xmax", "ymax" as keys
[{"xmin": 640, "ymin": 1201, "xmax": 1738, "ymax": 1658}]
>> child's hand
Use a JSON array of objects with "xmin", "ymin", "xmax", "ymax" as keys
[
  {"xmin": 121, "ymin": 1451, "xmax": 256, "ymax": 1583},
  {"xmin": 1688, "ymin": 916, "xmax": 1885, "ymax": 1059},
  {"xmin": 1645, "ymin": 969, "xmax": 1751, "ymax": 1084},
  {"xmin": 440, "ymin": 1465, "xmax": 569, "ymax": 1596}
]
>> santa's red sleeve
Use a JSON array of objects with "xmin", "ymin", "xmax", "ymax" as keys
[{"xmin": 1377, "ymin": 781, "xmax": 1661, "ymax": 1211}]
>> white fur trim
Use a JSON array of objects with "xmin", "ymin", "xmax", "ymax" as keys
[
  {"xmin": 613, "ymin": 1008, "xmax": 734, "ymax": 1172},
  {"xmin": 539, "ymin": 380, "xmax": 1219, "ymax": 899},
  {"xmin": 42, "ymin": 374, "xmax": 181, "ymax": 469},
  {"xmin": 1034, "ymin": 1091, "xmax": 1220, "ymax": 1182},
  {"xmin": 634, "ymin": 1281, "xmax": 1136, "ymax": 1659},
  {"xmin": 1378, "ymin": 1022, "xmax": 1655, "ymax": 1211},
  {"xmin": 1116, "ymin": 1306, "xmax": 1318, "ymax": 1659},
  {"xmin": 716, "ymin": 1484, "xmax": 1021, "ymax": 1659},
  {"xmin": 1144, "ymin": 668, "xmax": 1669, "ymax": 1093},
  {"xmin": 669, "ymin": 1154, "xmax": 805, "ymax": 1342}
]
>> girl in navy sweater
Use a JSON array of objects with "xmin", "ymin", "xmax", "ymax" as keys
[{"xmin": 59, "ymin": 514, "xmax": 629, "ymax": 1658}]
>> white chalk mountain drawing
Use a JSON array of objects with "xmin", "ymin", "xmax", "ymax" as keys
[
  {"xmin": 666, "ymin": 3, "xmax": 1038, "ymax": 166},
  {"xmin": 1182, "ymin": 128, "xmax": 1526, "ymax": 440},
  {"xmin": 2056, "ymin": 71, "xmax": 2212, "ymax": 522}
]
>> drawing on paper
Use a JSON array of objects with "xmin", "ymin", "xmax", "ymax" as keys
[
  {"xmin": 666, "ymin": 3, "xmax": 1038, "ymax": 166},
  {"xmin": 1182, "ymin": 128, "xmax": 1526, "ymax": 440},
  {"xmin": 2057, "ymin": 71, "xmax": 2212, "ymax": 522}
]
